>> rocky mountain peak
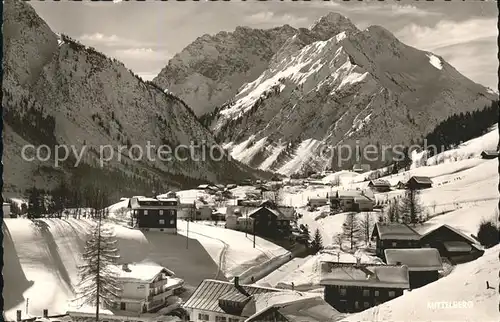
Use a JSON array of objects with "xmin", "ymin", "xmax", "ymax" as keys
[{"xmin": 310, "ymin": 12, "xmax": 359, "ymax": 39}]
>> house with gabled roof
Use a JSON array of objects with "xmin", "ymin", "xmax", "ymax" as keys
[
  {"xmin": 183, "ymin": 278, "xmax": 281, "ymax": 322},
  {"xmin": 319, "ymin": 261, "xmax": 410, "ymax": 313},
  {"xmin": 384, "ymin": 248, "xmax": 443, "ymax": 289},
  {"xmin": 243, "ymin": 291, "xmax": 343, "ymax": 322},
  {"xmin": 106, "ymin": 263, "xmax": 184, "ymax": 314},
  {"xmin": 371, "ymin": 223, "xmax": 421, "ymax": 259},
  {"xmin": 368, "ymin": 179, "xmax": 391, "ymax": 192},
  {"xmin": 406, "ymin": 176, "xmax": 433, "ymax": 190},
  {"xmin": 415, "ymin": 224, "xmax": 484, "ymax": 263}
]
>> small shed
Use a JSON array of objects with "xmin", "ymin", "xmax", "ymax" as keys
[{"xmin": 405, "ymin": 176, "xmax": 432, "ymax": 190}]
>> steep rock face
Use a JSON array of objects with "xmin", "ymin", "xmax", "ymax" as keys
[
  {"xmin": 2, "ymin": 0, "xmax": 265, "ymax": 196},
  {"xmin": 153, "ymin": 25, "xmax": 297, "ymax": 116},
  {"xmin": 200, "ymin": 17, "xmax": 495, "ymax": 175}
]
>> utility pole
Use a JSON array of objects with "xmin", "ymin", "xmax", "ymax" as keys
[
  {"xmin": 253, "ymin": 218, "xmax": 256, "ymax": 248},
  {"xmin": 245, "ymin": 207, "xmax": 248, "ymax": 237}
]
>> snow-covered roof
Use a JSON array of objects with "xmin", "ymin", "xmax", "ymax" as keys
[
  {"xmin": 416, "ymin": 224, "xmax": 479, "ymax": 246},
  {"xmin": 109, "ymin": 263, "xmax": 175, "ymax": 283},
  {"xmin": 247, "ymin": 206, "xmax": 293, "ymax": 221},
  {"xmin": 183, "ymin": 279, "xmax": 280, "ymax": 314},
  {"xmin": 373, "ymin": 223, "xmax": 421, "ymax": 240},
  {"xmin": 384, "ymin": 249, "xmax": 443, "ymax": 271},
  {"xmin": 408, "ymin": 176, "xmax": 433, "ymax": 184},
  {"xmin": 320, "ymin": 262, "xmax": 410, "ymax": 289},
  {"xmin": 369, "ymin": 179, "xmax": 391, "ymax": 187},
  {"xmin": 244, "ymin": 291, "xmax": 342, "ymax": 322}
]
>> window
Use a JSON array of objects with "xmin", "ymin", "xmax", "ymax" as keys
[
  {"xmin": 339, "ymin": 288, "xmax": 347, "ymax": 296},
  {"xmin": 198, "ymin": 313, "xmax": 209, "ymax": 321},
  {"xmin": 159, "ymin": 210, "xmax": 164, "ymax": 215},
  {"xmin": 388, "ymin": 291, "xmax": 395, "ymax": 298},
  {"xmin": 364, "ymin": 302, "xmax": 370, "ymax": 308},
  {"xmin": 170, "ymin": 220, "xmax": 175, "ymax": 225},
  {"xmin": 374, "ymin": 290, "xmax": 380, "ymax": 297},
  {"xmin": 228, "ymin": 319, "xmax": 239, "ymax": 322},
  {"xmin": 363, "ymin": 289, "xmax": 370, "ymax": 297},
  {"xmin": 355, "ymin": 301, "xmax": 359, "ymax": 309},
  {"xmin": 120, "ymin": 302, "xmax": 126, "ymax": 310},
  {"xmin": 144, "ymin": 210, "xmax": 148, "ymax": 215},
  {"xmin": 215, "ymin": 317, "xmax": 227, "ymax": 322},
  {"xmin": 392, "ymin": 242, "xmax": 397, "ymax": 247},
  {"xmin": 159, "ymin": 219, "xmax": 165, "ymax": 225}
]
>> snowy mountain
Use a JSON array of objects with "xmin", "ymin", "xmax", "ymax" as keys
[
  {"xmin": 159, "ymin": 13, "xmax": 496, "ymax": 175},
  {"xmin": 153, "ymin": 25, "xmax": 297, "ymax": 116},
  {"xmin": 2, "ymin": 0, "xmax": 267, "ymax": 196}
]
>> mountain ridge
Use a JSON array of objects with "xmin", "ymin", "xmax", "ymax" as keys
[
  {"xmin": 156, "ymin": 12, "xmax": 496, "ymax": 175},
  {"xmin": 2, "ymin": 0, "xmax": 270, "ymax": 198}
]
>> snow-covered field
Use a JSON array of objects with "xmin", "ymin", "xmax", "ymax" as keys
[{"xmin": 3, "ymin": 215, "xmax": 288, "ymax": 320}]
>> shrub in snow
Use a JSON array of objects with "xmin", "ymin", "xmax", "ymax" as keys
[{"xmin": 476, "ymin": 218, "xmax": 500, "ymax": 248}]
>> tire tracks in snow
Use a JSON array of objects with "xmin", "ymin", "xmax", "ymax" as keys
[{"xmin": 177, "ymin": 226, "xmax": 229, "ymax": 280}]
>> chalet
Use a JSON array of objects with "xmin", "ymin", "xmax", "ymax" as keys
[
  {"xmin": 128, "ymin": 197, "xmax": 178, "ymax": 233},
  {"xmin": 405, "ymin": 176, "xmax": 433, "ymax": 190},
  {"xmin": 248, "ymin": 204, "xmax": 293, "ymax": 239},
  {"xmin": 416, "ymin": 224, "xmax": 484, "ymax": 264},
  {"xmin": 243, "ymin": 291, "xmax": 342, "ymax": 322},
  {"xmin": 183, "ymin": 278, "xmax": 280, "ymax": 322},
  {"xmin": 384, "ymin": 248, "xmax": 443, "ymax": 289},
  {"xmin": 307, "ymin": 197, "xmax": 329, "ymax": 208},
  {"xmin": 226, "ymin": 184, "xmax": 238, "ymax": 190},
  {"xmin": 371, "ymin": 223, "xmax": 421, "ymax": 259},
  {"xmin": 352, "ymin": 164, "xmax": 371, "ymax": 173},
  {"xmin": 197, "ymin": 184, "xmax": 218, "ymax": 194},
  {"xmin": 320, "ymin": 261, "xmax": 410, "ymax": 313},
  {"xmin": 480, "ymin": 150, "xmax": 499, "ymax": 159},
  {"xmin": 368, "ymin": 179, "xmax": 391, "ymax": 192},
  {"xmin": 107, "ymin": 263, "xmax": 184, "ymax": 314},
  {"xmin": 330, "ymin": 190, "xmax": 374, "ymax": 212}
]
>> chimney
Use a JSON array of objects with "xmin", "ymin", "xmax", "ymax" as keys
[
  {"xmin": 122, "ymin": 263, "xmax": 129, "ymax": 271},
  {"xmin": 16, "ymin": 310, "xmax": 21, "ymax": 322},
  {"xmin": 396, "ymin": 261, "xmax": 402, "ymax": 266},
  {"xmin": 355, "ymin": 257, "xmax": 361, "ymax": 266},
  {"xmin": 234, "ymin": 276, "xmax": 239, "ymax": 287},
  {"xmin": 43, "ymin": 309, "xmax": 48, "ymax": 318}
]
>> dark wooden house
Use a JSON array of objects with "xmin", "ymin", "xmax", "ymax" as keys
[
  {"xmin": 384, "ymin": 248, "xmax": 443, "ymax": 289},
  {"xmin": 405, "ymin": 176, "xmax": 433, "ymax": 190},
  {"xmin": 480, "ymin": 150, "xmax": 499, "ymax": 159},
  {"xmin": 417, "ymin": 224, "xmax": 484, "ymax": 264},
  {"xmin": 371, "ymin": 223, "xmax": 421, "ymax": 260},
  {"xmin": 319, "ymin": 261, "xmax": 410, "ymax": 313},
  {"xmin": 248, "ymin": 203, "xmax": 293, "ymax": 239},
  {"xmin": 128, "ymin": 197, "xmax": 178, "ymax": 233},
  {"xmin": 368, "ymin": 179, "xmax": 391, "ymax": 192}
]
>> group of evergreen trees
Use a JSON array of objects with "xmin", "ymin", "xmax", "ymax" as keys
[
  {"xmin": 423, "ymin": 100, "xmax": 498, "ymax": 157},
  {"xmin": 379, "ymin": 188, "xmax": 427, "ymax": 225}
]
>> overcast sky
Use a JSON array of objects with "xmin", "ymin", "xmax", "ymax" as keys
[{"xmin": 31, "ymin": 0, "xmax": 498, "ymax": 88}]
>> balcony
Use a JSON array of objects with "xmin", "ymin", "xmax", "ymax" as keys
[{"xmin": 147, "ymin": 278, "xmax": 184, "ymax": 301}]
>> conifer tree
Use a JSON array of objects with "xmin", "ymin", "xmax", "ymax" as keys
[
  {"xmin": 399, "ymin": 188, "xmax": 424, "ymax": 225},
  {"xmin": 310, "ymin": 228, "xmax": 324, "ymax": 253},
  {"xmin": 342, "ymin": 213, "xmax": 362, "ymax": 251},
  {"xmin": 75, "ymin": 207, "xmax": 121, "ymax": 321}
]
